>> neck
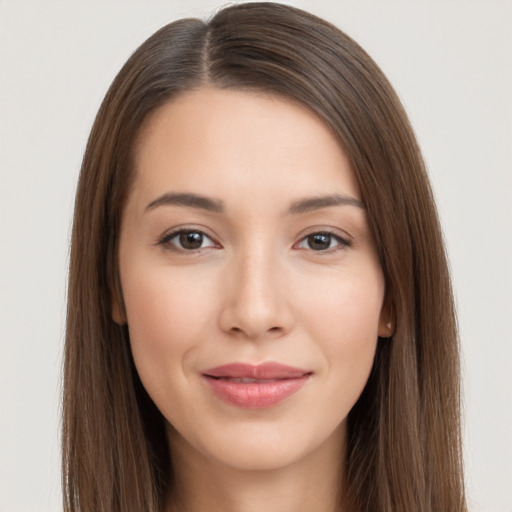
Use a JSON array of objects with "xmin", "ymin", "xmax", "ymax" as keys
[{"xmin": 166, "ymin": 425, "xmax": 345, "ymax": 512}]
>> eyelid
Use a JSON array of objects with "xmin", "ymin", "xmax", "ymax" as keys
[
  {"xmin": 155, "ymin": 225, "xmax": 352, "ymax": 254},
  {"xmin": 156, "ymin": 226, "xmax": 220, "ymax": 252},
  {"xmin": 294, "ymin": 228, "xmax": 352, "ymax": 253}
]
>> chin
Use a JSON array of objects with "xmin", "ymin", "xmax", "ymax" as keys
[{"xmin": 167, "ymin": 415, "xmax": 346, "ymax": 473}]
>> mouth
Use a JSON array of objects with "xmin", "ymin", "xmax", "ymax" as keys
[{"xmin": 202, "ymin": 362, "xmax": 312, "ymax": 409}]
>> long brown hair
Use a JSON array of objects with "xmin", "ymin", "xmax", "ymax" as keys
[{"xmin": 63, "ymin": 3, "xmax": 466, "ymax": 511}]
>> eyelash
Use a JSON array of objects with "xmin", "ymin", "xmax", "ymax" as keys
[
  {"xmin": 295, "ymin": 230, "xmax": 351, "ymax": 254},
  {"xmin": 156, "ymin": 228, "xmax": 351, "ymax": 254},
  {"xmin": 157, "ymin": 227, "xmax": 217, "ymax": 252}
]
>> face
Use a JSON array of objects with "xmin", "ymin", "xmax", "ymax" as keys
[{"xmin": 115, "ymin": 88, "xmax": 390, "ymax": 473}]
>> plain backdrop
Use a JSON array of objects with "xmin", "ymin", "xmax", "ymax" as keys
[{"xmin": 0, "ymin": 1, "xmax": 511, "ymax": 511}]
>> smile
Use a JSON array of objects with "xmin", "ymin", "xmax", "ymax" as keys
[{"xmin": 202, "ymin": 362, "xmax": 312, "ymax": 409}]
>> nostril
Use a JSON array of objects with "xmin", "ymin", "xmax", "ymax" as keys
[{"xmin": 229, "ymin": 325, "xmax": 282, "ymax": 336}]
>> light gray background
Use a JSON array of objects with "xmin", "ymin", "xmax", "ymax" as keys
[{"xmin": 1, "ymin": 1, "xmax": 511, "ymax": 511}]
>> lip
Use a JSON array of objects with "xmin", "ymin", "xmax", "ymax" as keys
[{"xmin": 202, "ymin": 362, "xmax": 312, "ymax": 409}]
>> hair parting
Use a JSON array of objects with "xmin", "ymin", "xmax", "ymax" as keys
[{"xmin": 63, "ymin": 3, "xmax": 466, "ymax": 511}]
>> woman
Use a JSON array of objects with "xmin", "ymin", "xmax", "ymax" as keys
[{"xmin": 63, "ymin": 2, "xmax": 467, "ymax": 511}]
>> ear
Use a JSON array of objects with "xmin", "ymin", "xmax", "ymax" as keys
[
  {"xmin": 109, "ymin": 256, "xmax": 127, "ymax": 324},
  {"xmin": 378, "ymin": 293, "xmax": 394, "ymax": 338},
  {"xmin": 111, "ymin": 279, "xmax": 127, "ymax": 325},
  {"xmin": 112, "ymin": 296, "xmax": 127, "ymax": 325}
]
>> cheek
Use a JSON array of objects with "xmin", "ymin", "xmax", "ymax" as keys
[
  {"xmin": 298, "ymin": 266, "xmax": 383, "ymax": 403},
  {"xmin": 299, "ymin": 263, "xmax": 384, "ymax": 342},
  {"xmin": 121, "ymin": 267, "xmax": 218, "ymax": 383}
]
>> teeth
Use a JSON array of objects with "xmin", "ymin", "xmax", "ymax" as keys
[{"xmin": 220, "ymin": 377, "xmax": 278, "ymax": 383}]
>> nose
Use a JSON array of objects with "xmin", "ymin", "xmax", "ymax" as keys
[{"xmin": 218, "ymin": 248, "xmax": 294, "ymax": 340}]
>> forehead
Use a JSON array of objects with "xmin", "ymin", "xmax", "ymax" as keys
[{"xmin": 129, "ymin": 87, "xmax": 361, "ymax": 212}]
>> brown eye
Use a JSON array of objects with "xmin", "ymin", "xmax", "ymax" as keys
[
  {"xmin": 179, "ymin": 231, "xmax": 204, "ymax": 250},
  {"xmin": 307, "ymin": 233, "xmax": 331, "ymax": 251},
  {"xmin": 159, "ymin": 229, "xmax": 217, "ymax": 251},
  {"xmin": 297, "ymin": 231, "xmax": 350, "ymax": 252}
]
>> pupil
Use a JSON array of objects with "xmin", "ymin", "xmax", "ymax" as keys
[
  {"xmin": 309, "ymin": 233, "xmax": 330, "ymax": 250},
  {"xmin": 180, "ymin": 232, "xmax": 203, "ymax": 249}
]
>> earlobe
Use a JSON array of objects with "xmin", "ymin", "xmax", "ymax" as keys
[
  {"xmin": 110, "ymin": 265, "xmax": 127, "ymax": 324},
  {"xmin": 112, "ymin": 301, "xmax": 127, "ymax": 325},
  {"xmin": 378, "ymin": 320, "xmax": 394, "ymax": 338},
  {"xmin": 111, "ymin": 289, "xmax": 127, "ymax": 325},
  {"xmin": 378, "ymin": 295, "xmax": 395, "ymax": 338}
]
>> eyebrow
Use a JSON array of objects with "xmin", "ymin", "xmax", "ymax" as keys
[
  {"xmin": 145, "ymin": 192, "xmax": 224, "ymax": 213},
  {"xmin": 145, "ymin": 192, "xmax": 364, "ymax": 214},
  {"xmin": 287, "ymin": 194, "xmax": 365, "ymax": 214}
]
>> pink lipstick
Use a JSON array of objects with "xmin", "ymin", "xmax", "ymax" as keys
[{"xmin": 202, "ymin": 362, "xmax": 311, "ymax": 409}]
